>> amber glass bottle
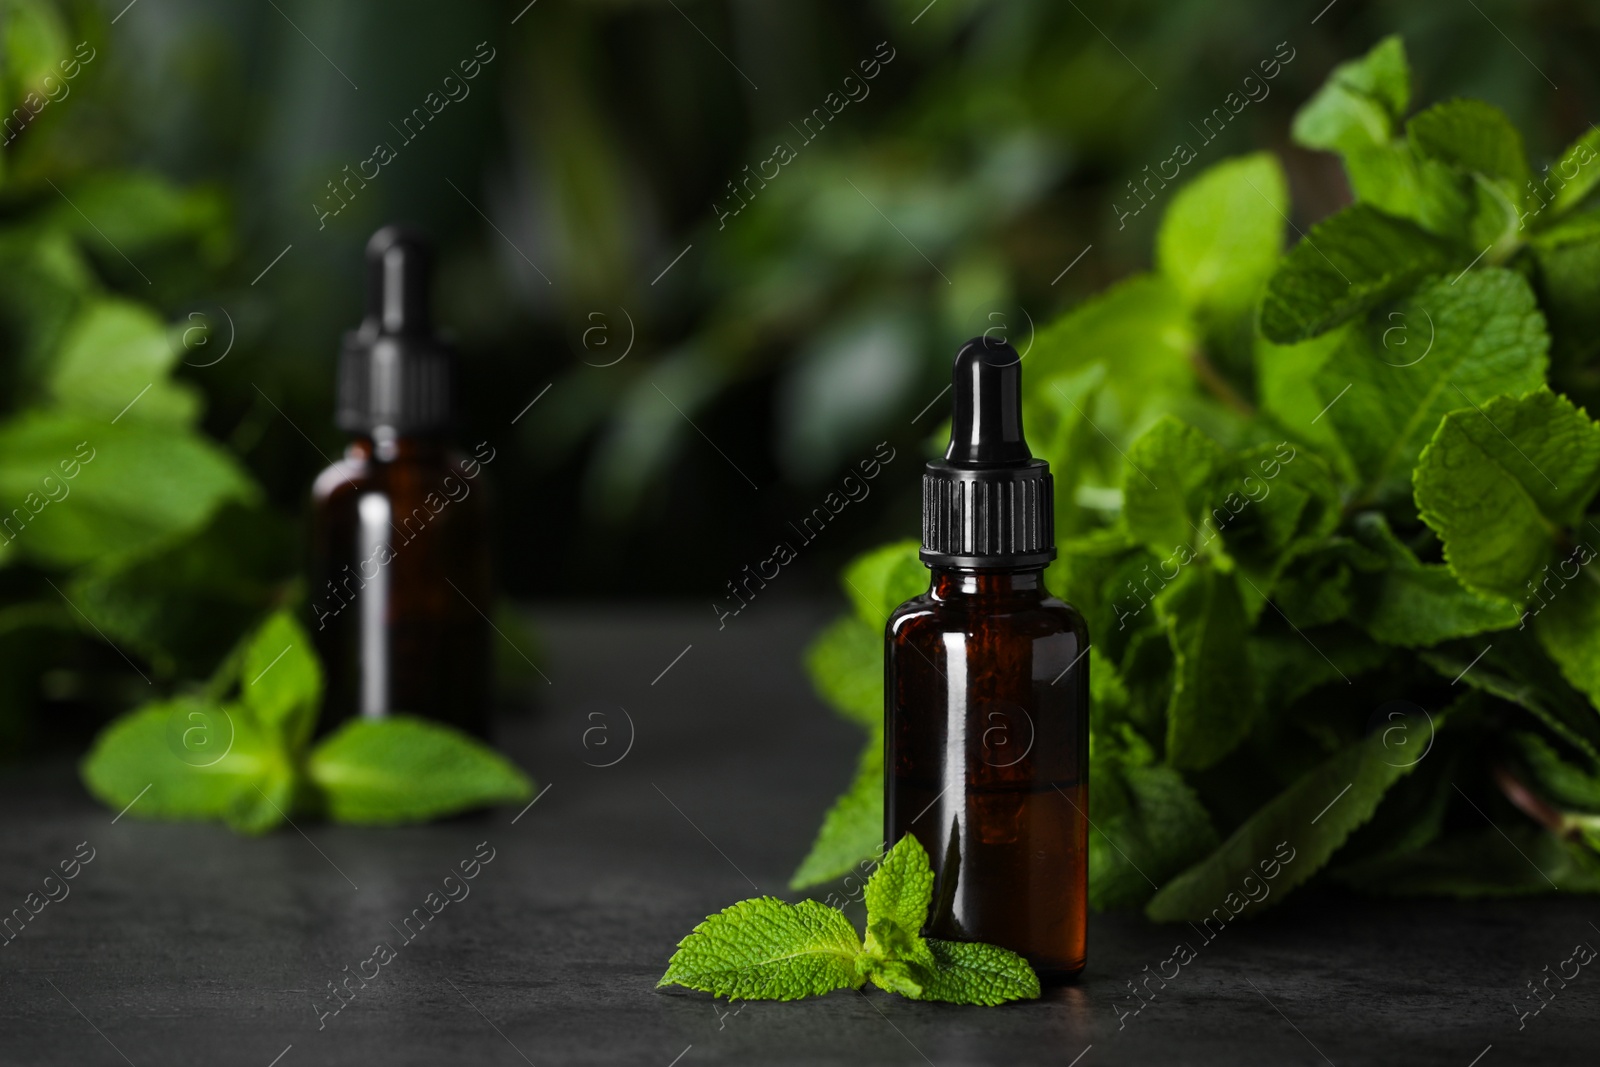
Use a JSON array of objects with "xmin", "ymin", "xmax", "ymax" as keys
[
  {"xmin": 309, "ymin": 226, "xmax": 493, "ymax": 738},
  {"xmin": 885, "ymin": 336, "xmax": 1089, "ymax": 982}
]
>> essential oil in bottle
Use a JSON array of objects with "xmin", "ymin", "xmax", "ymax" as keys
[
  {"xmin": 309, "ymin": 225, "xmax": 494, "ymax": 738},
  {"xmin": 884, "ymin": 336, "xmax": 1090, "ymax": 982}
]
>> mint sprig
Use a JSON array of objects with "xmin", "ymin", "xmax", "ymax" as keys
[
  {"xmin": 80, "ymin": 610, "xmax": 533, "ymax": 832},
  {"xmin": 659, "ymin": 834, "xmax": 1040, "ymax": 1006}
]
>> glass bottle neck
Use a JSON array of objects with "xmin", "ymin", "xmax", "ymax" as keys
[
  {"xmin": 928, "ymin": 566, "xmax": 1048, "ymax": 599},
  {"xmin": 348, "ymin": 430, "xmax": 450, "ymax": 463}
]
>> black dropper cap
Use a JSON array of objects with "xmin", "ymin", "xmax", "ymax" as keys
[
  {"xmin": 336, "ymin": 225, "xmax": 454, "ymax": 435},
  {"xmin": 921, "ymin": 337, "xmax": 1055, "ymax": 569}
]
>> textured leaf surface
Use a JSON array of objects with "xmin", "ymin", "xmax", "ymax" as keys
[
  {"xmin": 307, "ymin": 717, "xmax": 533, "ymax": 824},
  {"xmin": 1406, "ymin": 99, "xmax": 1528, "ymax": 209},
  {"xmin": 1414, "ymin": 389, "xmax": 1600, "ymax": 600},
  {"xmin": 1535, "ymin": 578, "xmax": 1600, "ymax": 710},
  {"xmin": 1424, "ymin": 638, "xmax": 1600, "ymax": 765},
  {"xmin": 1346, "ymin": 512, "xmax": 1520, "ymax": 646},
  {"xmin": 911, "ymin": 939, "xmax": 1041, "ymax": 1006},
  {"xmin": 1122, "ymin": 416, "xmax": 1226, "ymax": 557},
  {"xmin": 1260, "ymin": 204, "xmax": 1455, "ymax": 344},
  {"xmin": 1146, "ymin": 722, "xmax": 1423, "ymax": 921},
  {"xmin": 1159, "ymin": 567, "xmax": 1258, "ymax": 771},
  {"xmin": 659, "ymin": 898, "xmax": 865, "ymax": 1000},
  {"xmin": 1547, "ymin": 128, "xmax": 1600, "ymax": 217},
  {"xmin": 1090, "ymin": 755, "xmax": 1219, "ymax": 910},
  {"xmin": 789, "ymin": 728, "xmax": 883, "ymax": 889},
  {"xmin": 862, "ymin": 834, "xmax": 934, "ymax": 959},
  {"xmin": 1317, "ymin": 269, "xmax": 1549, "ymax": 502}
]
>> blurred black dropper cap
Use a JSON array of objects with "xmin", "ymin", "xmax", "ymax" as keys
[
  {"xmin": 336, "ymin": 225, "xmax": 454, "ymax": 435},
  {"xmin": 920, "ymin": 336, "xmax": 1055, "ymax": 569}
]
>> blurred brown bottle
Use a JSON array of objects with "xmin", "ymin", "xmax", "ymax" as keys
[{"xmin": 309, "ymin": 226, "xmax": 493, "ymax": 739}]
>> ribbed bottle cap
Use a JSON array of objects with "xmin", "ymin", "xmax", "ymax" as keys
[
  {"xmin": 921, "ymin": 337, "xmax": 1055, "ymax": 569},
  {"xmin": 336, "ymin": 225, "xmax": 454, "ymax": 435}
]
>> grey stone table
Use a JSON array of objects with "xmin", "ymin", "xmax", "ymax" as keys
[{"xmin": 1, "ymin": 605, "xmax": 1593, "ymax": 1065}]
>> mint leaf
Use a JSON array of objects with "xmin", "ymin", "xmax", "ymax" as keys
[
  {"xmin": 659, "ymin": 897, "xmax": 865, "ymax": 1000},
  {"xmin": 306, "ymin": 717, "xmax": 533, "ymax": 824},
  {"xmin": 64, "ymin": 503, "xmax": 293, "ymax": 678},
  {"xmin": 48, "ymin": 300, "xmax": 200, "ymax": 427},
  {"xmin": 1346, "ymin": 512, "xmax": 1520, "ymax": 646},
  {"xmin": 911, "ymin": 939, "xmax": 1040, "ymax": 1006},
  {"xmin": 842, "ymin": 540, "xmax": 925, "ymax": 624},
  {"xmin": 1029, "ymin": 273, "xmax": 1196, "ymax": 417},
  {"xmin": 1090, "ymin": 753, "xmax": 1218, "ymax": 910},
  {"xmin": 1333, "ymin": 823, "xmax": 1600, "ymax": 897},
  {"xmin": 1511, "ymin": 732, "xmax": 1600, "ymax": 810},
  {"xmin": 789, "ymin": 728, "xmax": 883, "ymax": 889},
  {"xmin": 1156, "ymin": 153, "xmax": 1286, "ymax": 350},
  {"xmin": 862, "ymin": 833, "xmax": 934, "ymax": 961},
  {"xmin": 1530, "ymin": 209, "xmax": 1600, "ymax": 362},
  {"xmin": 1158, "ymin": 567, "xmax": 1258, "ymax": 770},
  {"xmin": 1121, "ymin": 416, "xmax": 1226, "ymax": 557},
  {"xmin": 1425, "ymin": 637, "xmax": 1600, "ymax": 765},
  {"xmin": 856, "ymin": 834, "xmax": 1039, "ymax": 1005},
  {"xmin": 1260, "ymin": 204, "xmax": 1455, "ymax": 344},
  {"xmin": 1255, "ymin": 328, "xmax": 1352, "ymax": 463},
  {"xmin": 80, "ymin": 697, "xmax": 292, "ymax": 835},
  {"xmin": 1317, "ymin": 270, "xmax": 1549, "ymax": 503},
  {"xmin": 1406, "ymin": 99, "xmax": 1529, "ymax": 214},
  {"xmin": 805, "ymin": 614, "xmax": 881, "ymax": 730},
  {"xmin": 1414, "ymin": 389, "xmax": 1600, "ymax": 600},
  {"xmin": 0, "ymin": 412, "xmax": 255, "ymax": 568},
  {"xmin": 1533, "ymin": 578, "xmax": 1600, "ymax": 713},
  {"xmin": 241, "ymin": 611, "xmax": 321, "ymax": 751},
  {"xmin": 1291, "ymin": 36, "xmax": 1410, "ymax": 155},
  {"xmin": 1546, "ymin": 129, "xmax": 1600, "ymax": 218},
  {"xmin": 1146, "ymin": 717, "xmax": 1427, "ymax": 921}
]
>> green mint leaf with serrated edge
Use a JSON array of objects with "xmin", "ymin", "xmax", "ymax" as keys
[
  {"xmin": 1291, "ymin": 36, "xmax": 1410, "ymax": 155},
  {"xmin": 80, "ymin": 696, "xmax": 292, "ymax": 835},
  {"xmin": 1260, "ymin": 203, "xmax": 1457, "ymax": 344},
  {"xmin": 1413, "ymin": 388, "xmax": 1600, "ymax": 600},
  {"xmin": 306, "ymin": 716, "xmax": 533, "ymax": 824},
  {"xmin": 861, "ymin": 832, "xmax": 935, "ymax": 964},
  {"xmin": 659, "ymin": 897, "xmax": 866, "ymax": 1000},
  {"xmin": 242, "ymin": 610, "xmax": 322, "ymax": 752},
  {"xmin": 912, "ymin": 939, "xmax": 1042, "ymax": 1006},
  {"xmin": 672, "ymin": 834, "xmax": 1039, "ymax": 1005},
  {"xmin": 1315, "ymin": 269, "xmax": 1549, "ymax": 504}
]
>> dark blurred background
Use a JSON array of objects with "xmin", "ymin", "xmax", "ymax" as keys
[{"xmin": 3, "ymin": 0, "xmax": 1599, "ymax": 749}]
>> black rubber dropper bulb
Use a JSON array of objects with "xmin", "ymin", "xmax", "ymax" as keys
[
  {"xmin": 920, "ymin": 336, "xmax": 1054, "ymax": 569},
  {"xmin": 945, "ymin": 336, "xmax": 1032, "ymax": 467}
]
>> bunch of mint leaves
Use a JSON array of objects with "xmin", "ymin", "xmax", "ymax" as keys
[
  {"xmin": 81, "ymin": 610, "xmax": 533, "ymax": 833},
  {"xmin": 660, "ymin": 833, "xmax": 1039, "ymax": 1005},
  {"xmin": 795, "ymin": 36, "xmax": 1600, "ymax": 920}
]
